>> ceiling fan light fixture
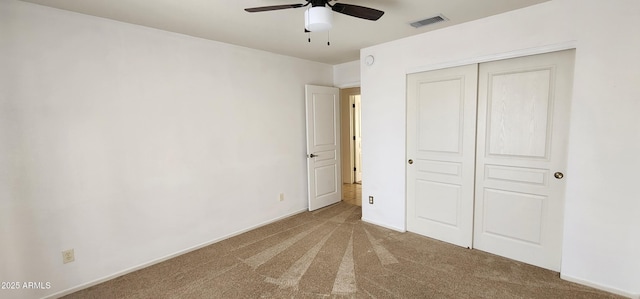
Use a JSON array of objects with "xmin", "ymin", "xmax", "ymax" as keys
[{"xmin": 305, "ymin": 6, "xmax": 332, "ymax": 32}]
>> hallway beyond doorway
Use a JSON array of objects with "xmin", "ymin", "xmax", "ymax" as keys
[{"xmin": 342, "ymin": 183, "xmax": 361, "ymax": 206}]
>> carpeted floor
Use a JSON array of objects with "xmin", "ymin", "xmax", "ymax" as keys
[{"xmin": 63, "ymin": 202, "xmax": 622, "ymax": 298}]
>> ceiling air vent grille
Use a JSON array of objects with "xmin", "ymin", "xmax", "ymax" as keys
[{"xmin": 410, "ymin": 14, "xmax": 448, "ymax": 28}]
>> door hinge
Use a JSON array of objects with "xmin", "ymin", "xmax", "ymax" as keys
[
  {"xmin": 354, "ymin": 167, "xmax": 357, "ymax": 171},
  {"xmin": 353, "ymin": 136, "xmax": 356, "ymax": 140},
  {"xmin": 352, "ymin": 104, "xmax": 355, "ymax": 108}
]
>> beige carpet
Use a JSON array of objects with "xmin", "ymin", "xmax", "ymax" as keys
[{"xmin": 64, "ymin": 202, "xmax": 622, "ymax": 298}]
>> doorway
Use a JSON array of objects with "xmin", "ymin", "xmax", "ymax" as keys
[{"xmin": 340, "ymin": 87, "xmax": 362, "ymax": 206}]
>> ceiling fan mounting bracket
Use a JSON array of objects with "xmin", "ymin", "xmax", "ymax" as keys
[{"xmin": 308, "ymin": 0, "xmax": 331, "ymax": 8}]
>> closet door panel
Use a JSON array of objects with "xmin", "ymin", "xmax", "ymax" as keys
[
  {"xmin": 406, "ymin": 64, "xmax": 478, "ymax": 248},
  {"xmin": 474, "ymin": 50, "xmax": 575, "ymax": 271}
]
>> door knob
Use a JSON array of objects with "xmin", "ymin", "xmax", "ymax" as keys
[
  {"xmin": 309, "ymin": 154, "xmax": 318, "ymax": 158},
  {"xmin": 554, "ymin": 172, "xmax": 564, "ymax": 179},
  {"xmin": 408, "ymin": 159, "xmax": 414, "ymax": 165}
]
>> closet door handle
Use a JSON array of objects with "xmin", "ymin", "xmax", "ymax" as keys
[{"xmin": 408, "ymin": 159, "xmax": 414, "ymax": 165}]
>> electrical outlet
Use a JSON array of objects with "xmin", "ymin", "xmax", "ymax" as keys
[
  {"xmin": 279, "ymin": 193, "xmax": 285, "ymax": 201},
  {"xmin": 62, "ymin": 249, "xmax": 75, "ymax": 264},
  {"xmin": 369, "ymin": 196, "xmax": 374, "ymax": 204}
]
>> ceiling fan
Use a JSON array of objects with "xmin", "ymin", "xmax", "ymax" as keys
[{"xmin": 245, "ymin": 0, "xmax": 384, "ymax": 32}]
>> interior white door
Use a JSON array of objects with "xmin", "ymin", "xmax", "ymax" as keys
[
  {"xmin": 473, "ymin": 50, "xmax": 575, "ymax": 271},
  {"xmin": 406, "ymin": 64, "xmax": 478, "ymax": 248},
  {"xmin": 305, "ymin": 84, "xmax": 342, "ymax": 211}
]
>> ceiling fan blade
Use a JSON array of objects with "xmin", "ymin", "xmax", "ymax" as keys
[
  {"xmin": 331, "ymin": 3, "xmax": 384, "ymax": 21},
  {"xmin": 245, "ymin": 4, "xmax": 305, "ymax": 13}
]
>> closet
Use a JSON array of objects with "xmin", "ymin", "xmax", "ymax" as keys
[{"xmin": 406, "ymin": 50, "xmax": 575, "ymax": 271}]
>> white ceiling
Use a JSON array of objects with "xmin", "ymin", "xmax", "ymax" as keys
[{"xmin": 20, "ymin": 0, "xmax": 550, "ymax": 65}]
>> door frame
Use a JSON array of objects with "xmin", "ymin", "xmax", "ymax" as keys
[
  {"xmin": 353, "ymin": 94, "xmax": 362, "ymax": 183},
  {"xmin": 340, "ymin": 87, "xmax": 361, "ymax": 184}
]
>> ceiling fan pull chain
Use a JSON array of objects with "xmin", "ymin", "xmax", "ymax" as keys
[
  {"xmin": 327, "ymin": 31, "xmax": 330, "ymax": 46},
  {"xmin": 308, "ymin": 31, "xmax": 311, "ymax": 43}
]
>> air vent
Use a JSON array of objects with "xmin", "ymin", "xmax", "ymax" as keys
[{"xmin": 410, "ymin": 14, "xmax": 448, "ymax": 28}]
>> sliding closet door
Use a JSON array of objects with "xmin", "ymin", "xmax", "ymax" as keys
[
  {"xmin": 406, "ymin": 64, "xmax": 478, "ymax": 248},
  {"xmin": 473, "ymin": 50, "xmax": 575, "ymax": 271}
]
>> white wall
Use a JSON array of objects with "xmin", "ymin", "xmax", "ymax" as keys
[
  {"xmin": 333, "ymin": 60, "xmax": 360, "ymax": 88},
  {"xmin": 0, "ymin": 1, "xmax": 332, "ymax": 298},
  {"xmin": 360, "ymin": 0, "xmax": 640, "ymax": 297}
]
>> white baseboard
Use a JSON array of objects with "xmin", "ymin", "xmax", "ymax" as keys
[
  {"xmin": 44, "ymin": 208, "xmax": 308, "ymax": 299},
  {"xmin": 361, "ymin": 217, "xmax": 406, "ymax": 233},
  {"xmin": 561, "ymin": 274, "xmax": 639, "ymax": 299}
]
